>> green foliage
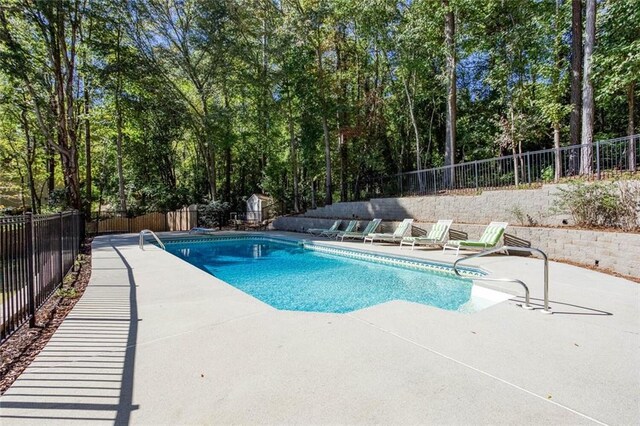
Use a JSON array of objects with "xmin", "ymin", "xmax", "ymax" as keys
[
  {"xmin": 0, "ymin": 0, "xmax": 636, "ymax": 214},
  {"xmin": 553, "ymin": 182, "xmax": 640, "ymax": 230},
  {"xmin": 197, "ymin": 200, "xmax": 231, "ymax": 229},
  {"xmin": 56, "ymin": 287, "xmax": 79, "ymax": 299},
  {"xmin": 541, "ymin": 166, "xmax": 555, "ymax": 183}
]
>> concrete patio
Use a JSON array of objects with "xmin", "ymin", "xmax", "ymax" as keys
[{"xmin": 1, "ymin": 231, "xmax": 638, "ymax": 424}]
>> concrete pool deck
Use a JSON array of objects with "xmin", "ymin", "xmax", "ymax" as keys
[{"xmin": 1, "ymin": 231, "xmax": 638, "ymax": 424}]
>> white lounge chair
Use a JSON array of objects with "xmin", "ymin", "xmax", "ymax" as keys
[
  {"xmin": 307, "ymin": 220, "xmax": 341, "ymax": 236},
  {"xmin": 364, "ymin": 219, "xmax": 414, "ymax": 244},
  {"xmin": 322, "ymin": 220, "xmax": 357, "ymax": 238},
  {"xmin": 399, "ymin": 219, "xmax": 453, "ymax": 250},
  {"xmin": 442, "ymin": 222, "xmax": 508, "ymax": 255},
  {"xmin": 337, "ymin": 219, "xmax": 382, "ymax": 241}
]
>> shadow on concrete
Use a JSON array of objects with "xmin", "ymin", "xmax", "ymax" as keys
[{"xmin": 0, "ymin": 239, "xmax": 139, "ymax": 424}]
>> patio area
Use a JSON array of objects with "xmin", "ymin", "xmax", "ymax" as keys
[{"xmin": 0, "ymin": 231, "xmax": 638, "ymax": 424}]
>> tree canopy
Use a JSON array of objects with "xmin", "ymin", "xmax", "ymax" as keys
[{"xmin": 0, "ymin": 0, "xmax": 637, "ymax": 215}]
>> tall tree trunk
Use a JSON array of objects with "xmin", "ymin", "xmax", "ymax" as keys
[
  {"xmin": 224, "ymin": 146, "xmax": 231, "ymax": 202},
  {"xmin": 554, "ymin": 122, "xmax": 561, "ymax": 181},
  {"xmin": 322, "ymin": 114, "xmax": 332, "ymax": 205},
  {"xmin": 260, "ymin": 17, "xmax": 269, "ymax": 170},
  {"xmin": 115, "ymin": 25, "xmax": 127, "ymax": 212},
  {"xmin": 209, "ymin": 146, "xmax": 217, "ymax": 200},
  {"xmin": 201, "ymin": 98, "xmax": 216, "ymax": 200},
  {"xmin": 336, "ymin": 24, "xmax": 348, "ymax": 202},
  {"xmin": 510, "ymin": 108, "xmax": 520, "ymax": 186},
  {"xmin": 443, "ymin": 0, "xmax": 456, "ymax": 188},
  {"xmin": 580, "ymin": 0, "xmax": 596, "ymax": 175},
  {"xmin": 19, "ymin": 108, "xmax": 40, "ymax": 213},
  {"xmin": 569, "ymin": 0, "xmax": 583, "ymax": 148},
  {"xmin": 339, "ymin": 134, "xmax": 347, "ymax": 202},
  {"xmin": 316, "ymin": 44, "xmax": 332, "ymax": 205},
  {"xmin": 554, "ymin": 0, "xmax": 563, "ymax": 182},
  {"xmin": 47, "ymin": 144, "xmax": 55, "ymax": 195},
  {"xmin": 83, "ymin": 17, "xmax": 92, "ymax": 216},
  {"xmin": 403, "ymin": 75, "xmax": 423, "ymax": 191},
  {"xmin": 628, "ymin": 82, "xmax": 636, "ymax": 172},
  {"xmin": 223, "ymin": 92, "xmax": 232, "ymax": 202},
  {"xmin": 84, "ymin": 80, "xmax": 91, "ymax": 214},
  {"xmin": 287, "ymin": 95, "xmax": 299, "ymax": 213}
]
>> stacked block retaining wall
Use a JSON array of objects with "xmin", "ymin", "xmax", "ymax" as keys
[{"xmin": 273, "ymin": 182, "xmax": 640, "ymax": 278}]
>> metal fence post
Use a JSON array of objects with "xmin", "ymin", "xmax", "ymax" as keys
[
  {"xmin": 26, "ymin": 213, "xmax": 36, "ymax": 327},
  {"xmin": 596, "ymin": 141, "xmax": 601, "ymax": 179},
  {"xmin": 526, "ymin": 152, "xmax": 531, "ymax": 184},
  {"xmin": 474, "ymin": 161, "xmax": 479, "ymax": 190},
  {"xmin": 59, "ymin": 212, "xmax": 64, "ymax": 284}
]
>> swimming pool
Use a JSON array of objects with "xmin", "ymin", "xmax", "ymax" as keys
[{"xmin": 164, "ymin": 237, "xmax": 509, "ymax": 314}]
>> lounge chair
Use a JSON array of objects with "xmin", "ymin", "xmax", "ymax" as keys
[
  {"xmin": 399, "ymin": 219, "xmax": 453, "ymax": 250},
  {"xmin": 364, "ymin": 219, "xmax": 414, "ymax": 244},
  {"xmin": 307, "ymin": 220, "xmax": 341, "ymax": 236},
  {"xmin": 442, "ymin": 222, "xmax": 508, "ymax": 255},
  {"xmin": 321, "ymin": 220, "xmax": 357, "ymax": 238},
  {"xmin": 337, "ymin": 219, "xmax": 382, "ymax": 241}
]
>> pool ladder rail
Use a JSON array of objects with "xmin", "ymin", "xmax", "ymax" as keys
[
  {"xmin": 139, "ymin": 229, "xmax": 166, "ymax": 251},
  {"xmin": 453, "ymin": 246, "xmax": 551, "ymax": 314}
]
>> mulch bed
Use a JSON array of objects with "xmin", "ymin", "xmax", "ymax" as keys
[
  {"xmin": 555, "ymin": 258, "xmax": 640, "ymax": 284},
  {"xmin": 0, "ymin": 238, "xmax": 93, "ymax": 395}
]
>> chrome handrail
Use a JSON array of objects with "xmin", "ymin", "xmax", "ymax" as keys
[
  {"xmin": 139, "ymin": 229, "xmax": 166, "ymax": 250},
  {"xmin": 453, "ymin": 246, "xmax": 550, "ymax": 313}
]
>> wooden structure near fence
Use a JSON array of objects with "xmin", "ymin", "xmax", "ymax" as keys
[{"xmin": 85, "ymin": 206, "xmax": 197, "ymax": 235}]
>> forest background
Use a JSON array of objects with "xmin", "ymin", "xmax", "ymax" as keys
[{"xmin": 0, "ymin": 0, "xmax": 637, "ymax": 216}]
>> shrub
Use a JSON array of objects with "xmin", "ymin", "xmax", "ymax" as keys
[
  {"xmin": 553, "ymin": 181, "xmax": 640, "ymax": 230},
  {"xmin": 508, "ymin": 204, "xmax": 527, "ymax": 226},
  {"xmin": 540, "ymin": 165, "xmax": 554, "ymax": 183},
  {"xmin": 197, "ymin": 200, "xmax": 230, "ymax": 228},
  {"xmin": 508, "ymin": 204, "xmax": 540, "ymax": 227}
]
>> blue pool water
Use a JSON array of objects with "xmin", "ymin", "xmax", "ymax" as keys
[{"xmin": 166, "ymin": 238, "xmax": 475, "ymax": 313}]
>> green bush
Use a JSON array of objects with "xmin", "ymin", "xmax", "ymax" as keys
[
  {"xmin": 540, "ymin": 166, "xmax": 554, "ymax": 183},
  {"xmin": 197, "ymin": 200, "xmax": 230, "ymax": 228},
  {"xmin": 553, "ymin": 181, "xmax": 640, "ymax": 230}
]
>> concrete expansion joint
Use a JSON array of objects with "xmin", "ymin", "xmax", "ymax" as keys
[{"xmin": 345, "ymin": 313, "xmax": 608, "ymax": 426}]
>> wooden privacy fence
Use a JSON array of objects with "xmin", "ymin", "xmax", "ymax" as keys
[
  {"xmin": 1, "ymin": 211, "xmax": 82, "ymax": 343},
  {"xmin": 85, "ymin": 206, "xmax": 198, "ymax": 235}
]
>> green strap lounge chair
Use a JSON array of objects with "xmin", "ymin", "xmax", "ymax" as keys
[
  {"xmin": 364, "ymin": 219, "xmax": 414, "ymax": 244},
  {"xmin": 307, "ymin": 220, "xmax": 341, "ymax": 236},
  {"xmin": 322, "ymin": 220, "xmax": 357, "ymax": 238},
  {"xmin": 399, "ymin": 219, "xmax": 453, "ymax": 250},
  {"xmin": 442, "ymin": 222, "xmax": 508, "ymax": 255},
  {"xmin": 337, "ymin": 219, "xmax": 382, "ymax": 241}
]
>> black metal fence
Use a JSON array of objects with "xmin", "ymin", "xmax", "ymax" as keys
[
  {"xmin": 0, "ymin": 211, "xmax": 83, "ymax": 343},
  {"xmin": 356, "ymin": 134, "xmax": 640, "ymax": 199}
]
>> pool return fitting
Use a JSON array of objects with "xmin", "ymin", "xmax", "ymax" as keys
[
  {"xmin": 139, "ymin": 229, "xmax": 166, "ymax": 250},
  {"xmin": 453, "ymin": 246, "xmax": 551, "ymax": 314}
]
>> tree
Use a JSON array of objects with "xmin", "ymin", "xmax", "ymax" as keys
[
  {"xmin": 443, "ymin": 0, "xmax": 456, "ymax": 187},
  {"xmin": 595, "ymin": 0, "xmax": 640, "ymax": 172},
  {"xmin": 0, "ymin": 0, "xmax": 88, "ymax": 209},
  {"xmin": 569, "ymin": 0, "xmax": 582, "ymax": 149},
  {"xmin": 580, "ymin": 0, "xmax": 595, "ymax": 175}
]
